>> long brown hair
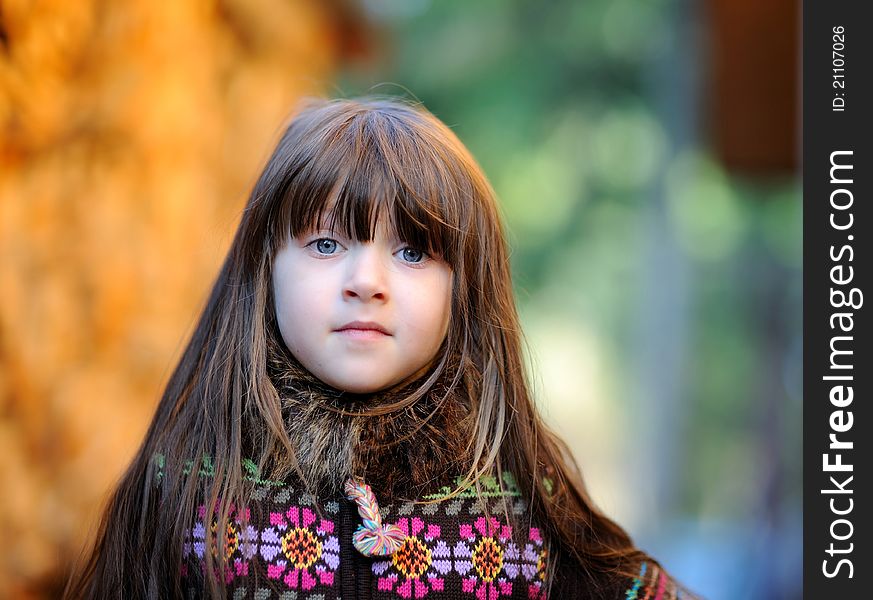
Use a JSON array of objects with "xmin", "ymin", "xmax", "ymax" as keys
[{"xmin": 65, "ymin": 97, "xmax": 654, "ymax": 598}]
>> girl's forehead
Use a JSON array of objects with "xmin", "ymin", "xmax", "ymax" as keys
[
  {"xmin": 280, "ymin": 172, "xmax": 455, "ymax": 260},
  {"xmin": 299, "ymin": 205, "xmax": 398, "ymax": 238}
]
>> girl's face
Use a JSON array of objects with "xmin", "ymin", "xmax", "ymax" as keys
[{"xmin": 272, "ymin": 218, "xmax": 453, "ymax": 394}]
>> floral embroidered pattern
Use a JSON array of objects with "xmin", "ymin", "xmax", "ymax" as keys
[
  {"xmin": 503, "ymin": 527, "xmax": 548, "ymax": 600},
  {"xmin": 454, "ymin": 516, "xmax": 517, "ymax": 599},
  {"xmin": 173, "ymin": 462, "xmax": 560, "ymax": 599},
  {"xmin": 372, "ymin": 516, "xmax": 451, "ymax": 598},
  {"xmin": 260, "ymin": 505, "xmax": 340, "ymax": 592},
  {"xmin": 183, "ymin": 504, "xmax": 258, "ymax": 584}
]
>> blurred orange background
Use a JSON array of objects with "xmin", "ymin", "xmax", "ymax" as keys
[{"xmin": 0, "ymin": 1, "xmax": 367, "ymax": 595}]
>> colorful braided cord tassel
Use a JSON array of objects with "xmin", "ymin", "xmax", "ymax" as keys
[{"xmin": 344, "ymin": 478, "xmax": 406, "ymax": 556}]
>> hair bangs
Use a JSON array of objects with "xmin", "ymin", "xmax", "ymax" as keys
[{"xmin": 271, "ymin": 101, "xmax": 466, "ymax": 266}]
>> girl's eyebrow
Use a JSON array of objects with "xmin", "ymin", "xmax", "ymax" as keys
[
  {"xmin": 299, "ymin": 212, "xmax": 337, "ymax": 235},
  {"xmin": 315, "ymin": 211, "xmax": 345, "ymax": 234}
]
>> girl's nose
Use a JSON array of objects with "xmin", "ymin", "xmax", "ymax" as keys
[{"xmin": 342, "ymin": 245, "xmax": 388, "ymax": 302}]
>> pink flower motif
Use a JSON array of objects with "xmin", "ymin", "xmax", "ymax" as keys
[
  {"xmin": 259, "ymin": 505, "xmax": 339, "ymax": 591},
  {"xmin": 454, "ymin": 517, "xmax": 547, "ymax": 599},
  {"xmin": 371, "ymin": 516, "xmax": 449, "ymax": 598},
  {"xmin": 182, "ymin": 504, "xmax": 258, "ymax": 585}
]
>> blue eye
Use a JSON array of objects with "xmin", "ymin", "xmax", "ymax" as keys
[
  {"xmin": 399, "ymin": 247, "xmax": 425, "ymax": 263},
  {"xmin": 313, "ymin": 238, "xmax": 339, "ymax": 254}
]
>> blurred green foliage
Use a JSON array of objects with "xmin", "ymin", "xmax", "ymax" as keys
[{"xmin": 338, "ymin": 0, "xmax": 801, "ymax": 538}]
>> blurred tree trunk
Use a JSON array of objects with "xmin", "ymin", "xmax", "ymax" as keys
[{"xmin": 0, "ymin": 1, "xmax": 368, "ymax": 596}]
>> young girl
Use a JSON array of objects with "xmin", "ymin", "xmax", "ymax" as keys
[{"xmin": 65, "ymin": 98, "xmax": 687, "ymax": 599}]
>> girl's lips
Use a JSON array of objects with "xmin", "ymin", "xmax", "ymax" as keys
[
  {"xmin": 335, "ymin": 320, "xmax": 391, "ymax": 334},
  {"xmin": 335, "ymin": 328, "xmax": 390, "ymax": 341}
]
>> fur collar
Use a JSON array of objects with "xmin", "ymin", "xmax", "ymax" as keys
[{"xmin": 266, "ymin": 333, "xmax": 474, "ymax": 502}]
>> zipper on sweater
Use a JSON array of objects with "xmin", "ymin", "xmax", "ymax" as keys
[
  {"xmin": 340, "ymin": 496, "xmax": 374, "ymax": 599},
  {"xmin": 355, "ymin": 537, "xmax": 373, "ymax": 599},
  {"xmin": 339, "ymin": 497, "xmax": 358, "ymax": 598}
]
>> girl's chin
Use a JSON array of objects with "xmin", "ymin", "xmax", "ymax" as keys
[
  {"xmin": 319, "ymin": 372, "xmax": 398, "ymax": 394},
  {"xmin": 308, "ymin": 357, "xmax": 432, "ymax": 394},
  {"xmin": 327, "ymin": 372, "xmax": 429, "ymax": 395}
]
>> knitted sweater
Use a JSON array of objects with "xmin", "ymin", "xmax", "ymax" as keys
[
  {"xmin": 175, "ymin": 336, "xmax": 684, "ymax": 598},
  {"xmin": 177, "ymin": 466, "xmax": 683, "ymax": 600}
]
